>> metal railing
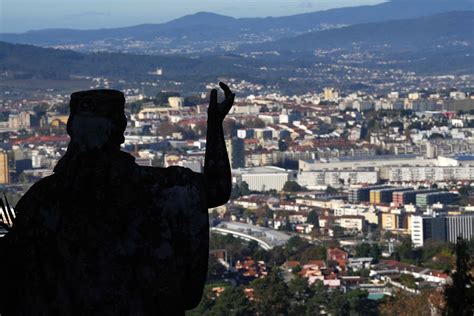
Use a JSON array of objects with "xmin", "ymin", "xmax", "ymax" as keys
[{"xmin": 0, "ymin": 194, "xmax": 15, "ymax": 233}]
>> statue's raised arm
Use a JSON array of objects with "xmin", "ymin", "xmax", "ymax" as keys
[{"xmin": 204, "ymin": 82, "xmax": 235, "ymax": 208}]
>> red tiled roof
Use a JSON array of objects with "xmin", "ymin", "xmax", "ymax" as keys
[
  {"xmin": 285, "ymin": 261, "xmax": 301, "ymax": 268},
  {"xmin": 12, "ymin": 135, "xmax": 70, "ymax": 144}
]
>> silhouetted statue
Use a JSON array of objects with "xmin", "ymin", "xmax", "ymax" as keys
[{"xmin": 0, "ymin": 82, "xmax": 235, "ymax": 315}]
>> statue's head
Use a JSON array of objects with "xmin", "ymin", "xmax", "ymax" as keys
[{"xmin": 67, "ymin": 89, "xmax": 127, "ymax": 150}]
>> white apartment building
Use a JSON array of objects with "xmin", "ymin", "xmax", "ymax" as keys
[
  {"xmin": 233, "ymin": 166, "xmax": 296, "ymax": 192},
  {"xmin": 387, "ymin": 166, "xmax": 474, "ymax": 182},
  {"xmin": 335, "ymin": 216, "xmax": 366, "ymax": 231},
  {"xmin": 299, "ymin": 156, "xmax": 436, "ymax": 172},
  {"xmin": 297, "ymin": 169, "xmax": 378, "ymax": 189},
  {"xmin": 411, "ymin": 214, "xmax": 474, "ymax": 247}
]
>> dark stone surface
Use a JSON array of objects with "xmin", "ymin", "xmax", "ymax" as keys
[{"xmin": 0, "ymin": 87, "xmax": 235, "ymax": 315}]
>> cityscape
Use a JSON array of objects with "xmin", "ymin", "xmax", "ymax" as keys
[{"xmin": 1, "ymin": 0, "xmax": 474, "ymax": 315}]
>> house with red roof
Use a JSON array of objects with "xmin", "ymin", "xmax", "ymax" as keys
[{"xmin": 327, "ymin": 247, "xmax": 349, "ymax": 269}]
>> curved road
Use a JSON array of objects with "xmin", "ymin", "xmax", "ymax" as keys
[{"xmin": 211, "ymin": 221, "xmax": 291, "ymax": 250}]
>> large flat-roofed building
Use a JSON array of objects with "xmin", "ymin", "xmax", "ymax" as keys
[
  {"xmin": 411, "ymin": 214, "xmax": 474, "ymax": 247},
  {"xmin": 348, "ymin": 185, "xmax": 390, "ymax": 203},
  {"xmin": 416, "ymin": 192, "xmax": 456, "ymax": 208},
  {"xmin": 299, "ymin": 155, "xmax": 435, "ymax": 172},
  {"xmin": 297, "ymin": 169, "xmax": 378, "ymax": 189},
  {"xmin": 437, "ymin": 155, "xmax": 474, "ymax": 167},
  {"xmin": 232, "ymin": 166, "xmax": 296, "ymax": 192},
  {"xmin": 369, "ymin": 187, "xmax": 412, "ymax": 205},
  {"xmin": 411, "ymin": 215, "xmax": 447, "ymax": 247},
  {"xmin": 446, "ymin": 215, "xmax": 474, "ymax": 244},
  {"xmin": 392, "ymin": 189, "xmax": 439, "ymax": 206},
  {"xmin": 386, "ymin": 166, "xmax": 474, "ymax": 182}
]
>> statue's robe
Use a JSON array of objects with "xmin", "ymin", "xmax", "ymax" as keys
[{"xmin": 0, "ymin": 149, "xmax": 209, "ymax": 315}]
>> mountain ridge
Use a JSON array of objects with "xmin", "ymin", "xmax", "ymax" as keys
[
  {"xmin": 1, "ymin": 0, "xmax": 473, "ymax": 48},
  {"xmin": 243, "ymin": 10, "xmax": 474, "ymax": 53}
]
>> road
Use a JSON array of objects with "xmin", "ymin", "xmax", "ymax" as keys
[{"xmin": 213, "ymin": 221, "xmax": 291, "ymax": 249}]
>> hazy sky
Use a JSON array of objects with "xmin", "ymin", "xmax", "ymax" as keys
[{"xmin": 1, "ymin": 0, "xmax": 386, "ymax": 33}]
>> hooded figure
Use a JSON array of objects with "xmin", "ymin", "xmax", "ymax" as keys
[{"xmin": 0, "ymin": 83, "xmax": 234, "ymax": 315}]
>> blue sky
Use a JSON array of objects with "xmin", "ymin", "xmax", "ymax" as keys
[{"xmin": 1, "ymin": 0, "xmax": 385, "ymax": 33}]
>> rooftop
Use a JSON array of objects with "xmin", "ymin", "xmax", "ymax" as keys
[{"xmin": 232, "ymin": 166, "xmax": 292, "ymax": 174}]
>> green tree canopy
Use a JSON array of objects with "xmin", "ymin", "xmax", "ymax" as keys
[
  {"xmin": 155, "ymin": 91, "xmax": 180, "ymax": 105},
  {"xmin": 445, "ymin": 237, "xmax": 474, "ymax": 315},
  {"xmin": 282, "ymin": 181, "xmax": 302, "ymax": 192},
  {"xmin": 307, "ymin": 210, "xmax": 318, "ymax": 225},
  {"xmin": 326, "ymin": 185, "xmax": 338, "ymax": 194},
  {"xmin": 250, "ymin": 269, "xmax": 291, "ymax": 315}
]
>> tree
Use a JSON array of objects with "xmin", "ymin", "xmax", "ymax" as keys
[
  {"xmin": 370, "ymin": 244, "xmax": 382, "ymax": 261},
  {"xmin": 300, "ymin": 245, "xmax": 327, "ymax": 262},
  {"xmin": 429, "ymin": 132, "xmax": 444, "ymax": 140},
  {"xmin": 307, "ymin": 210, "xmax": 318, "ymax": 225},
  {"xmin": 282, "ymin": 181, "xmax": 302, "ymax": 192},
  {"xmin": 389, "ymin": 121, "xmax": 404, "ymax": 132},
  {"xmin": 289, "ymin": 276, "xmax": 311, "ymax": 302},
  {"xmin": 355, "ymin": 243, "xmax": 371, "ymax": 257},
  {"xmin": 210, "ymin": 286, "xmax": 254, "ymax": 316},
  {"xmin": 397, "ymin": 237, "xmax": 415, "ymax": 262},
  {"xmin": 305, "ymin": 281, "xmax": 329, "ymax": 315},
  {"xmin": 208, "ymin": 255, "xmax": 226, "ymax": 277},
  {"xmin": 278, "ymin": 138, "xmax": 288, "ymax": 152},
  {"xmin": 247, "ymin": 240, "xmax": 259, "ymax": 255},
  {"xmin": 155, "ymin": 91, "xmax": 180, "ymax": 105},
  {"xmin": 53, "ymin": 102, "xmax": 69, "ymax": 114},
  {"xmin": 230, "ymin": 184, "xmax": 241, "ymax": 199},
  {"xmin": 291, "ymin": 265, "xmax": 302, "ymax": 274},
  {"xmin": 33, "ymin": 103, "xmax": 49, "ymax": 117},
  {"xmin": 269, "ymin": 246, "xmax": 287, "ymax": 266},
  {"xmin": 332, "ymin": 225, "xmax": 345, "ymax": 237},
  {"xmin": 286, "ymin": 236, "xmax": 308, "ymax": 256},
  {"xmin": 325, "ymin": 185, "xmax": 338, "ymax": 194},
  {"xmin": 346, "ymin": 289, "xmax": 371, "ymax": 316},
  {"xmin": 326, "ymin": 289, "xmax": 350, "ymax": 316},
  {"xmin": 384, "ymin": 231, "xmax": 395, "ymax": 241},
  {"xmin": 184, "ymin": 95, "xmax": 203, "ymax": 107},
  {"xmin": 240, "ymin": 182, "xmax": 251, "ymax": 196},
  {"xmin": 379, "ymin": 289, "xmax": 445, "ymax": 316},
  {"xmin": 400, "ymin": 274, "xmax": 417, "ymax": 289},
  {"xmin": 265, "ymin": 206, "xmax": 274, "ymax": 220},
  {"xmin": 444, "ymin": 237, "xmax": 474, "ymax": 315},
  {"xmin": 251, "ymin": 269, "xmax": 291, "ymax": 315},
  {"xmin": 129, "ymin": 101, "xmax": 144, "ymax": 114}
]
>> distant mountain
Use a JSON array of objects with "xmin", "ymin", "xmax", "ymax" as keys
[
  {"xmin": 243, "ymin": 11, "xmax": 474, "ymax": 53},
  {"xmin": 1, "ymin": 0, "xmax": 473, "ymax": 51},
  {"xmin": 0, "ymin": 41, "xmax": 263, "ymax": 83}
]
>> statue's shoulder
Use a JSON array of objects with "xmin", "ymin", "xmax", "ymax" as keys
[
  {"xmin": 10, "ymin": 174, "xmax": 62, "ymax": 227},
  {"xmin": 16, "ymin": 174, "xmax": 59, "ymax": 206}
]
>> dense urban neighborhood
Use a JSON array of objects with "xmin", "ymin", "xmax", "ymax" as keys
[
  {"xmin": 1, "ymin": 80, "xmax": 473, "ymax": 314},
  {"xmin": 1, "ymin": 0, "xmax": 473, "ymax": 314}
]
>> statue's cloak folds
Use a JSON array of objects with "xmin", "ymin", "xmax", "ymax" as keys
[{"xmin": 0, "ymin": 150, "xmax": 209, "ymax": 315}]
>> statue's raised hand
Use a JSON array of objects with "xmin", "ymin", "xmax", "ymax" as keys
[{"xmin": 208, "ymin": 82, "xmax": 235, "ymax": 125}]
